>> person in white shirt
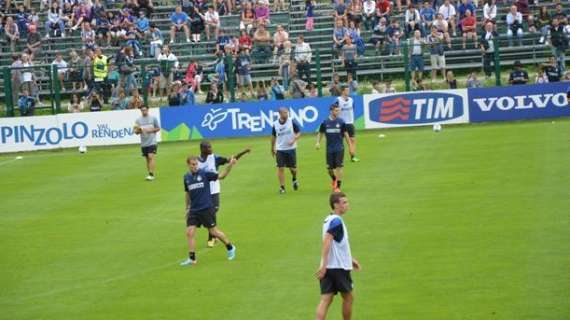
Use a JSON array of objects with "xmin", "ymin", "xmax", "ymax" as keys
[
  {"xmin": 205, "ymin": 5, "xmax": 220, "ymax": 41},
  {"xmin": 45, "ymin": 2, "xmax": 65, "ymax": 38},
  {"xmin": 438, "ymin": 0, "xmax": 457, "ymax": 36},
  {"xmin": 405, "ymin": 4, "xmax": 422, "ymax": 36},
  {"xmin": 362, "ymin": 0, "xmax": 376, "ymax": 30},
  {"xmin": 271, "ymin": 108, "xmax": 301, "ymax": 194},
  {"xmin": 157, "ymin": 46, "xmax": 179, "ymax": 95},
  {"xmin": 52, "ymin": 53, "xmax": 69, "ymax": 91},
  {"xmin": 294, "ymin": 35, "xmax": 313, "ymax": 83},
  {"xmin": 506, "ymin": 5, "xmax": 523, "ymax": 46},
  {"xmin": 315, "ymin": 192, "xmax": 361, "ymax": 320},
  {"xmin": 483, "ymin": 0, "xmax": 497, "ymax": 25},
  {"xmin": 337, "ymin": 86, "xmax": 359, "ymax": 162}
]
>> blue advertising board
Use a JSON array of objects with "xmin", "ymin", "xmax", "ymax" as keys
[
  {"xmin": 468, "ymin": 82, "xmax": 570, "ymax": 122},
  {"xmin": 160, "ymin": 97, "xmax": 364, "ymax": 141}
]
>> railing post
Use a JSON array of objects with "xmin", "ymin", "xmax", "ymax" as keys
[
  {"xmin": 141, "ymin": 63, "xmax": 148, "ymax": 107},
  {"xmin": 402, "ymin": 42, "xmax": 411, "ymax": 91},
  {"xmin": 51, "ymin": 64, "xmax": 61, "ymax": 114},
  {"xmin": 493, "ymin": 37, "xmax": 501, "ymax": 86},
  {"xmin": 316, "ymin": 49, "xmax": 322, "ymax": 97},
  {"xmin": 226, "ymin": 54, "xmax": 235, "ymax": 102},
  {"xmin": 3, "ymin": 67, "xmax": 14, "ymax": 117}
]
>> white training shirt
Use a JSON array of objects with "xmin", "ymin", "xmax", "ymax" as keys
[
  {"xmin": 337, "ymin": 96, "xmax": 355, "ymax": 124},
  {"xmin": 322, "ymin": 214, "xmax": 353, "ymax": 270},
  {"xmin": 198, "ymin": 154, "xmax": 221, "ymax": 194},
  {"xmin": 273, "ymin": 118, "xmax": 298, "ymax": 151}
]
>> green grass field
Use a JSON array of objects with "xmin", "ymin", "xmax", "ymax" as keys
[{"xmin": 1, "ymin": 119, "xmax": 569, "ymax": 320}]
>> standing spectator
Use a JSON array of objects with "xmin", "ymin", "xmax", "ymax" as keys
[
  {"xmin": 272, "ymin": 24, "xmax": 289, "ymax": 64},
  {"xmin": 483, "ymin": 0, "xmax": 497, "ymax": 26},
  {"xmin": 149, "ymin": 23, "xmax": 163, "ymax": 58},
  {"xmin": 20, "ymin": 54, "xmax": 38, "ymax": 105},
  {"xmin": 549, "ymin": 17, "xmax": 567, "ymax": 76},
  {"xmin": 68, "ymin": 50, "xmax": 83, "ymax": 92},
  {"xmin": 508, "ymin": 60, "xmax": 529, "ymax": 85},
  {"xmin": 205, "ymin": 5, "xmax": 220, "ymax": 41},
  {"xmin": 169, "ymin": 5, "xmax": 191, "ymax": 43},
  {"xmin": 348, "ymin": 0, "xmax": 363, "ymax": 26},
  {"xmin": 83, "ymin": 49, "xmax": 94, "ymax": 91},
  {"xmin": 506, "ymin": 5, "xmax": 524, "ymax": 47},
  {"xmin": 537, "ymin": 6, "xmax": 551, "ymax": 44},
  {"xmin": 386, "ymin": 19, "xmax": 402, "ymax": 55},
  {"xmin": 420, "ymin": 1, "xmax": 436, "ymax": 33},
  {"xmin": 158, "ymin": 45, "xmax": 179, "ymax": 94},
  {"xmin": 26, "ymin": 25, "xmax": 42, "ymax": 62},
  {"xmin": 433, "ymin": 13, "xmax": 452, "ymax": 48},
  {"xmin": 409, "ymin": 30, "xmax": 425, "ymax": 83},
  {"xmin": 535, "ymin": 66, "xmax": 549, "ymax": 83},
  {"xmin": 240, "ymin": 2, "xmax": 256, "ymax": 33},
  {"xmin": 466, "ymin": 71, "xmax": 482, "ymax": 87},
  {"xmin": 88, "ymin": 90, "xmax": 104, "ymax": 111},
  {"xmin": 342, "ymin": 36, "xmax": 358, "ymax": 79},
  {"xmin": 461, "ymin": 9, "xmax": 477, "ymax": 49},
  {"xmin": 438, "ymin": 0, "xmax": 456, "ymax": 36},
  {"xmin": 362, "ymin": 0, "xmax": 376, "ymax": 31},
  {"xmin": 329, "ymin": 73, "xmax": 342, "ymax": 96},
  {"xmin": 45, "ymin": 2, "xmax": 65, "ymax": 39},
  {"xmin": 427, "ymin": 26, "xmax": 446, "ymax": 82},
  {"xmin": 256, "ymin": 81, "xmax": 268, "ymax": 100},
  {"xmin": 404, "ymin": 4, "xmax": 421, "ymax": 36},
  {"xmin": 375, "ymin": 0, "xmax": 391, "ymax": 25},
  {"xmin": 52, "ymin": 53, "xmax": 68, "ymax": 91},
  {"xmin": 306, "ymin": 0, "xmax": 316, "ymax": 31},
  {"xmin": 125, "ymin": 25, "xmax": 143, "ymax": 56},
  {"xmin": 370, "ymin": 17, "xmax": 387, "ymax": 53},
  {"xmin": 10, "ymin": 55, "xmax": 23, "ymax": 107},
  {"xmin": 480, "ymin": 21, "xmax": 497, "ymax": 78},
  {"xmin": 93, "ymin": 48, "xmax": 110, "ymax": 101},
  {"xmin": 544, "ymin": 56, "xmax": 560, "ymax": 82},
  {"xmin": 118, "ymin": 46, "xmax": 137, "ymax": 92},
  {"xmin": 289, "ymin": 74, "xmax": 307, "ymax": 98},
  {"xmin": 128, "ymin": 88, "xmax": 144, "ymax": 109},
  {"xmin": 270, "ymin": 77, "xmax": 285, "ymax": 100},
  {"xmin": 239, "ymin": 29, "xmax": 253, "ymax": 51},
  {"xmin": 255, "ymin": 0, "xmax": 271, "ymax": 26},
  {"xmin": 184, "ymin": 59, "xmax": 203, "ymax": 93},
  {"xmin": 236, "ymin": 49, "xmax": 255, "ymax": 96},
  {"xmin": 294, "ymin": 35, "xmax": 312, "ymax": 83},
  {"xmin": 253, "ymin": 24, "xmax": 272, "ymax": 63},
  {"xmin": 446, "ymin": 70, "xmax": 457, "ymax": 88},
  {"xmin": 4, "ymin": 16, "xmax": 19, "ymax": 52},
  {"xmin": 188, "ymin": 6, "xmax": 205, "ymax": 43},
  {"xmin": 68, "ymin": 94, "xmax": 85, "ymax": 112},
  {"xmin": 279, "ymin": 40, "xmax": 292, "ymax": 89},
  {"xmin": 333, "ymin": 18, "xmax": 349, "ymax": 57}
]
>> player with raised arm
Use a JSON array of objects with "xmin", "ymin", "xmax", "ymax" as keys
[
  {"xmin": 134, "ymin": 105, "xmax": 161, "ymax": 181},
  {"xmin": 316, "ymin": 104, "xmax": 354, "ymax": 192},
  {"xmin": 180, "ymin": 156, "xmax": 237, "ymax": 266},
  {"xmin": 271, "ymin": 107, "xmax": 301, "ymax": 194},
  {"xmin": 198, "ymin": 140, "xmax": 250, "ymax": 247},
  {"xmin": 315, "ymin": 192, "xmax": 361, "ymax": 320}
]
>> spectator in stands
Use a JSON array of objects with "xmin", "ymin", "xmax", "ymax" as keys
[
  {"xmin": 240, "ymin": 2, "xmax": 256, "ymax": 33},
  {"xmin": 438, "ymin": 0, "xmax": 456, "ymax": 36},
  {"xmin": 409, "ymin": 30, "xmax": 425, "ymax": 83},
  {"xmin": 506, "ymin": 5, "xmax": 524, "ymax": 47},
  {"xmin": 278, "ymin": 40, "xmax": 292, "ymax": 89},
  {"xmin": 446, "ymin": 70, "xmax": 457, "ymax": 88},
  {"xmin": 537, "ymin": 6, "xmax": 551, "ymax": 44},
  {"xmin": 236, "ymin": 48, "xmax": 255, "ymax": 96},
  {"xmin": 270, "ymin": 77, "xmax": 286, "ymax": 100},
  {"xmin": 158, "ymin": 45, "xmax": 179, "ymax": 94},
  {"xmin": 386, "ymin": 19, "xmax": 402, "ymax": 55},
  {"xmin": 306, "ymin": 0, "xmax": 316, "ymax": 31},
  {"xmin": 10, "ymin": 55, "xmax": 23, "ymax": 107},
  {"xmin": 535, "ymin": 66, "xmax": 549, "ymax": 83},
  {"xmin": 188, "ymin": 6, "xmax": 205, "ymax": 43},
  {"xmin": 68, "ymin": 50, "xmax": 82, "ymax": 91},
  {"xmin": 26, "ymin": 25, "xmax": 42, "ymax": 61},
  {"xmin": 253, "ymin": 23, "xmax": 272, "ymax": 63},
  {"xmin": 20, "ymin": 53, "xmax": 35, "ymax": 96},
  {"xmin": 328, "ymin": 72, "xmax": 342, "ymax": 96},
  {"xmin": 256, "ymin": 81, "xmax": 269, "ymax": 100},
  {"xmin": 206, "ymin": 82, "xmax": 224, "ymax": 103},
  {"xmin": 274, "ymin": 0, "xmax": 286, "ymax": 12},
  {"xmin": 109, "ymin": 12, "xmax": 123, "ymax": 45},
  {"xmin": 52, "ymin": 53, "xmax": 68, "ymax": 91},
  {"xmin": 71, "ymin": 3, "xmax": 91, "ymax": 31},
  {"xmin": 362, "ymin": 0, "xmax": 376, "ymax": 30},
  {"xmin": 119, "ymin": 8, "xmax": 135, "ymax": 32},
  {"xmin": 480, "ymin": 21, "xmax": 497, "ymax": 78},
  {"xmin": 342, "ymin": 35, "xmax": 358, "ymax": 78},
  {"xmin": 18, "ymin": 88, "xmax": 35, "ymax": 116},
  {"xmin": 384, "ymin": 79, "xmax": 396, "ymax": 93},
  {"xmin": 62, "ymin": 2, "xmax": 74, "ymax": 27},
  {"xmin": 96, "ymin": 11, "xmax": 112, "ymax": 47},
  {"xmin": 184, "ymin": 59, "xmax": 203, "ymax": 93},
  {"xmin": 549, "ymin": 17, "xmax": 567, "ymax": 76},
  {"xmin": 433, "ymin": 13, "xmax": 451, "ymax": 48},
  {"xmin": 4, "ymin": 16, "xmax": 19, "ymax": 52},
  {"xmin": 371, "ymin": 80, "xmax": 382, "ymax": 93},
  {"xmin": 466, "ymin": 70, "xmax": 482, "ymax": 87},
  {"xmin": 461, "ymin": 9, "xmax": 477, "ymax": 49},
  {"xmin": 138, "ymin": 0, "xmax": 154, "ymax": 17},
  {"xmin": 420, "ymin": 1, "xmax": 436, "ymax": 33},
  {"xmin": 125, "ymin": 25, "xmax": 143, "ymax": 56},
  {"xmin": 346, "ymin": 72, "xmax": 358, "ymax": 94},
  {"xmin": 333, "ymin": 18, "xmax": 349, "ymax": 56},
  {"xmin": 482, "ymin": 0, "xmax": 497, "ymax": 30},
  {"xmin": 308, "ymin": 82, "xmax": 318, "ymax": 97},
  {"xmin": 543, "ymin": 56, "xmax": 561, "ymax": 82},
  {"xmin": 375, "ymin": 0, "xmax": 391, "ymax": 25},
  {"xmin": 92, "ymin": 0, "xmax": 106, "ymax": 24},
  {"xmin": 514, "ymin": 0, "xmax": 529, "ymax": 18},
  {"xmin": 169, "ymin": 5, "xmax": 191, "ymax": 43},
  {"xmin": 149, "ymin": 23, "xmax": 163, "ymax": 57},
  {"xmin": 45, "ymin": 2, "xmax": 65, "ymax": 39},
  {"xmin": 413, "ymin": 78, "xmax": 427, "ymax": 91},
  {"xmin": 216, "ymin": 28, "xmax": 231, "ymax": 54},
  {"xmin": 112, "ymin": 88, "xmax": 129, "ymax": 109},
  {"xmin": 294, "ymin": 35, "xmax": 312, "ymax": 83},
  {"xmin": 255, "ymin": 0, "xmax": 271, "ymax": 26},
  {"xmin": 15, "ymin": 4, "xmax": 29, "ymax": 39},
  {"xmin": 168, "ymin": 82, "xmax": 182, "ymax": 105},
  {"xmin": 136, "ymin": 10, "xmax": 150, "ymax": 38},
  {"xmin": 370, "ymin": 17, "xmax": 387, "ymax": 53},
  {"xmin": 552, "ymin": 4, "xmax": 567, "ymax": 21},
  {"xmin": 81, "ymin": 21, "xmax": 96, "ymax": 50},
  {"xmin": 239, "ymin": 29, "xmax": 253, "ymax": 51},
  {"xmin": 404, "ymin": 4, "xmax": 421, "ymax": 37},
  {"xmin": 117, "ymin": 46, "xmax": 137, "ymax": 92},
  {"xmin": 88, "ymin": 90, "xmax": 104, "ymax": 111},
  {"xmin": 348, "ymin": 0, "xmax": 363, "ymax": 26},
  {"xmin": 457, "ymin": 0, "xmax": 475, "ymax": 21},
  {"xmin": 128, "ymin": 88, "xmax": 144, "ymax": 109},
  {"xmin": 68, "ymin": 94, "xmax": 85, "ymax": 112},
  {"xmin": 348, "ymin": 20, "xmax": 365, "ymax": 55},
  {"xmin": 272, "ymin": 24, "xmax": 289, "ymax": 64},
  {"xmin": 509, "ymin": 60, "xmax": 529, "ymax": 84},
  {"xmin": 427, "ymin": 25, "xmax": 446, "ymax": 82},
  {"xmin": 215, "ymin": 0, "xmax": 229, "ymax": 16},
  {"xmin": 289, "ymin": 74, "xmax": 307, "ymax": 98},
  {"xmin": 83, "ymin": 49, "xmax": 95, "ymax": 91},
  {"xmin": 205, "ymin": 5, "xmax": 220, "ymax": 41}
]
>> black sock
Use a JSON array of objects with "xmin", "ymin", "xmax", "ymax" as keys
[
  {"xmin": 208, "ymin": 233, "xmax": 213, "ymax": 241},
  {"xmin": 226, "ymin": 243, "xmax": 234, "ymax": 251},
  {"xmin": 337, "ymin": 180, "xmax": 342, "ymax": 188},
  {"xmin": 149, "ymin": 172, "xmax": 154, "ymax": 176},
  {"xmin": 280, "ymin": 185, "xmax": 285, "ymax": 190},
  {"xmin": 328, "ymin": 170, "xmax": 336, "ymax": 181},
  {"xmin": 189, "ymin": 252, "xmax": 196, "ymax": 261},
  {"xmin": 292, "ymin": 172, "xmax": 297, "ymax": 181}
]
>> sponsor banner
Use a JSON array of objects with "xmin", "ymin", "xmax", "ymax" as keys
[
  {"xmin": 363, "ymin": 90, "xmax": 470, "ymax": 128},
  {"xmin": 0, "ymin": 109, "xmax": 160, "ymax": 153},
  {"xmin": 468, "ymin": 82, "xmax": 570, "ymax": 122},
  {"xmin": 159, "ymin": 96, "xmax": 364, "ymax": 141}
]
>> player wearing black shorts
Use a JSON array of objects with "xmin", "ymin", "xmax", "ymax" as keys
[
  {"xmin": 134, "ymin": 105, "xmax": 160, "ymax": 181},
  {"xmin": 315, "ymin": 192, "xmax": 361, "ymax": 320},
  {"xmin": 337, "ymin": 86, "xmax": 359, "ymax": 162},
  {"xmin": 180, "ymin": 156, "xmax": 237, "ymax": 266},
  {"xmin": 316, "ymin": 104, "xmax": 354, "ymax": 192},
  {"xmin": 271, "ymin": 107, "xmax": 301, "ymax": 194}
]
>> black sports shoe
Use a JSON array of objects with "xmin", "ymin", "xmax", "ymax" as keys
[{"xmin": 292, "ymin": 180, "xmax": 299, "ymax": 191}]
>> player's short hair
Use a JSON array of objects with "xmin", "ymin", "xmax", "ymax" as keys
[
  {"xmin": 329, "ymin": 102, "xmax": 340, "ymax": 111},
  {"xmin": 329, "ymin": 192, "xmax": 347, "ymax": 209},
  {"xmin": 200, "ymin": 140, "xmax": 211, "ymax": 149},
  {"xmin": 186, "ymin": 155, "xmax": 199, "ymax": 163}
]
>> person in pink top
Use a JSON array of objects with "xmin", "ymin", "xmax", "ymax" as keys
[{"xmin": 461, "ymin": 9, "xmax": 477, "ymax": 49}]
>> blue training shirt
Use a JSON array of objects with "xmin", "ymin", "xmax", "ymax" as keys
[
  {"xmin": 183, "ymin": 169, "xmax": 219, "ymax": 213},
  {"xmin": 319, "ymin": 117, "xmax": 347, "ymax": 153}
]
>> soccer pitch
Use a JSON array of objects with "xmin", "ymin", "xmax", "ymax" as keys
[{"xmin": 1, "ymin": 119, "xmax": 569, "ymax": 320}]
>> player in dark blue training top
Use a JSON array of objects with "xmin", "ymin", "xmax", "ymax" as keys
[
  {"xmin": 316, "ymin": 104, "xmax": 354, "ymax": 192},
  {"xmin": 180, "ymin": 156, "xmax": 237, "ymax": 266}
]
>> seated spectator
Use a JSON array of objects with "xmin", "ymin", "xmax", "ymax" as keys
[
  {"xmin": 184, "ymin": 59, "xmax": 203, "ymax": 93},
  {"xmin": 362, "ymin": 0, "xmax": 376, "ymax": 30},
  {"xmin": 125, "ymin": 25, "xmax": 143, "ymax": 56},
  {"xmin": 274, "ymin": 0, "xmax": 286, "ymax": 12},
  {"xmin": 255, "ymin": 0, "xmax": 271, "ymax": 26},
  {"xmin": 236, "ymin": 49, "xmax": 255, "ymax": 96},
  {"xmin": 446, "ymin": 70, "xmax": 457, "ymax": 88},
  {"xmin": 109, "ymin": 12, "xmax": 125, "ymax": 46},
  {"xmin": 404, "ymin": 4, "xmax": 421, "ymax": 36},
  {"xmin": 384, "ymin": 79, "xmax": 396, "ymax": 93},
  {"xmin": 205, "ymin": 5, "xmax": 220, "ymax": 41},
  {"xmin": 386, "ymin": 19, "xmax": 402, "ymax": 55},
  {"xmin": 180, "ymin": 0, "xmax": 194, "ymax": 15},
  {"xmin": 437, "ymin": 0, "xmax": 456, "ymax": 36},
  {"xmin": 206, "ymin": 82, "xmax": 224, "ymax": 103},
  {"xmin": 215, "ymin": 0, "xmax": 229, "ymax": 16},
  {"xmin": 509, "ymin": 60, "xmax": 529, "ymax": 84},
  {"xmin": 420, "ymin": 1, "xmax": 435, "ymax": 33},
  {"xmin": 71, "ymin": 3, "xmax": 91, "ymax": 31},
  {"xmin": 370, "ymin": 17, "xmax": 387, "ymax": 53},
  {"xmin": 272, "ymin": 24, "xmax": 289, "ymax": 64},
  {"xmin": 482, "ymin": 0, "xmax": 497, "ymax": 26},
  {"xmin": 18, "ymin": 88, "xmax": 36, "ymax": 116},
  {"xmin": 514, "ymin": 0, "xmax": 529, "ymax": 18},
  {"xmin": 457, "ymin": 0, "xmax": 475, "ymax": 22},
  {"xmin": 62, "ymin": 3, "xmax": 74, "ymax": 27},
  {"xmin": 461, "ymin": 9, "xmax": 477, "ymax": 49},
  {"xmin": 308, "ymin": 82, "xmax": 318, "ymax": 97},
  {"xmin": 332, "ymin": 18, "xmax": 349, "ymax": 56},
  {"xmin": 371, "ymin": 80, "xmax": 383, "ymax": 93},
  {"xmin": 537, "ymin": 6, "xmax": 550, "ymax": 44},
  {"xmin": 427, "ymin": 26, "xmax": 446, "ymax": 82},
  {"xmin": 188, "ymin": 6, "xmax": 205, "ymax": 43},
  {"xmin": 376, "ymin": 0, "xmax": 391, "ymax": 25},
  {"xmin": 239, "ymin": 30, "xmax": 253, "ymax": 51},
  {"xmin": 348, "ymin": 0, "xmax": 363, "ymax": 26},
  {"xmin": 270, "ymin": 77, "xmax": 285, "ymax": 100},
  {"xmin": 289, "ymin": 74, "xmax": 307, "ymax": 98},
  {"xmin": 253, "ymin": 24, "xmax": 272, "ymax": 63},
  {"xmin": 158, "ymin": 45, "xmax": 179, "ymax": 94},
  {"xmin": 169, "ymin": 5, "xmax": 191, "ymax": 43},
  {"xmin": 168, "ymin": 82, "xmax": 182, "ymax": 106},
  {"xmin": 26, "ymin": 25, "xmax": 42, "ymax": 61},
  {"xmin": 136, "ymin": 10, "xmax": 150, "ymax": 38},
  {"xmin": 466, "ymin": 71, "xmax": 482, "ymax": 87},
  {"xmin": 112, "ymin": 88, "xmax": 129, "ymax": 110},
  {"xmin": 88, "ymin": 90, "xmax": 104, "ymax": 111},
  {"xmin": 294, "ymin": 35, "xmax": 312, "ymax": 83},
  {"xmin": 306, "ymin": 0, "xmax": 316, "ymax": 31},
  {"xmin": 52, "ymin": 53, "xmax": 68, "ymax": 91},
  {"xmin": 68, "ymin": 50, "xmax": 83, "ymax": 91},
  {"xmin": 433, "ymin": 13, "xmax": 452, "ymax": 48},
  {"xmin": 15, "ymin": 4, "xmax": 29, "ymax": 39},
  {"xmin": 95, "ymin": 11, "xmax": 112, "ymax": 47},
  {"xmin": 342, "ymin": 36, "xmax": 358, "ymax": 78},
  {"xmin": 45, "ymin": 2, "xmax": 65, "ymax": 38},
  {"xmin": 138, "ymin": 0, "xmax": 154, "ymax": 16},
  {"xmin": 81, "ymin": 21, "xmax": 96, "ymax": 50},
  {"xmin": 348, "ymin": 20, "xmax": 365, "ymax": 55},
  {"xmin": 240, "ymin": 2, "xmax": 256, "ymax": 33},
  {"xmin": 535, "ymin": 66, "xmax": 549, "ymax": 83},
  {"xmin": 551, "ymin": 4, "xmax": 567, "ymax": 21},
  {"xmin": 216, "ymin": 29, "xmax": 231, "ymax": 54},
  {"xmin": 4, "ymin": 16, "xmax": 20, "ymax": 52},
  {"xmin": 543, "ymin": 56, "xmax": 560, "ymax": 82},
  {"xmin": 92, "ymin": 0, "xmax": 106, "ymax": 25},
  {"xmin": 128, "ymin": 88, "xmax": 144, "ymax": 109},
  {"xmin": 506, "ymin": 5, "xmax": 524, "ymax": 46},
  {"xmin": 149, "ymin": 23, "xmax": 163, "ymax": 58},
  {"xmin": 119, "ymin": 8, "xmax": 135, "ymax": 31},
  {"xmin": 328, "ymin": 73, "xmax": 342, "ymax": 96},
  {"xmin": 413, "ymin": 78, "xmax": 427, "ymax": 91},
  {"xmin": 68, "ymin": 94, "xmax": 85, "ymax": 112},
  {"xmin": 256, "ymin": 81, "xmax": 268, "ymax": 100}
]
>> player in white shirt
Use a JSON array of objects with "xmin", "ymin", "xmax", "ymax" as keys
[
  {"xmin": 271, "ymin": 107, "xmax": 301, "ymax": 194},
  {"xmin": 315, "ymin": 192, "xmax": 361, "ymax": 320},
  {"xmin": 198, "ymin": 140, "xmax": 250, "ymax": 247},
  {"xmin": 336, "ymin": 86, "xmax": 360, "ymax": 162}
]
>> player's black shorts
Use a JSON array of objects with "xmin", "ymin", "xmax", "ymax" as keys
[
  {"xmin": 345, "ymin": 124, "xmax": 356, "ymax": 138},
  {"xmin": 211, "ymin": 193, "xmax": 220, "ymax": 216},
  {"xmin": 141, "ymin": 145, "xmax": 157, "ymax": 157},
  {"xmin": 320, "ymin": 269, "xmax": 353, "ymax": 295},
  {"xmin": 326, "ymin": 150, "xmax": 344, "ymax": 169},
  {"xmin": 186, "ymin": 207, "xmax": 216, "ymax": 228},
  {"xmin": 276, "ymin": 150, "xmax": 297, "ymax": 168}
]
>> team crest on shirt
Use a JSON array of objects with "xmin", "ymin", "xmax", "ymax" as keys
[
  {"xmin": 336, "ymin": 123, "xmax": 340, "ymax": 128},
  {"xmin": 197, "ymin": 176, "xmax": 202, "ymax": 182}
]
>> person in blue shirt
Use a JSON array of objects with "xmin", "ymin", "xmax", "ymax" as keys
[
  {"xmin": 215, "ymin": 29, "xmax": 231, "ymax": 54},
  {"xmin": 135, "ymin": 11, "xmax": 150, "ymax": 36},
  {"xmin": 169, "ymin": 5, "xmax": 191, "ymax": 43},
  {"xmin": 316, "ymin": 104, "xmax": 354, "ymax": 192},
  {"xmin": 420, "ymin": 1, "xmax": 435, "ymax": 32},
  {"xmin": 18, "ymin": 89, "xmax": 36, "ymax": 116},
  {"xmin": 180, "ymin": 155, "xmax": 238, "ymax": 266}
]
